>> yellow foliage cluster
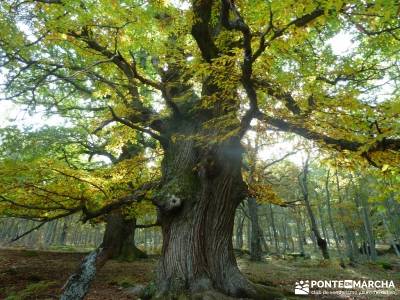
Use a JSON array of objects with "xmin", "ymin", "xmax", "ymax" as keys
[{"xmin": 249, "ymin": 183, "xmax": 284, "ymax": 206}]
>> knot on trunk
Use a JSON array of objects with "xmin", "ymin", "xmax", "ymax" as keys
[{"xmin": 160, "ymin": 193, "xmax": 182, "ymax": 212}]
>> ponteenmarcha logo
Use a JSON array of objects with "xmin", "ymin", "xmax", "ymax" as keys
[
  {"xmin": 295, "ymin": 280, "xmax": 309, "ymax": 295},
  {"xmin": 294, "ymin": 279, "xmax": 396, "ymax": 296}
]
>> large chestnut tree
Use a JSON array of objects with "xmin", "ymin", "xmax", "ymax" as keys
[{"xmin": 1, "ymin": 0, "xmax": 400, "ymax": 298}]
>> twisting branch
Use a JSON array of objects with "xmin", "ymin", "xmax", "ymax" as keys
[
  {"xmin": 191, "ymin": 0, "xmax": 219, "ymax": 62},
  {"xmin": 253, "ymin": 77, "xmax": 301, "ymax": 115},
  {"xmin": 241, "ymin": 8, "xmax": 324, "ymax": 124},
  {"xmin": 127, "ymin": 51, "xmax": 162, "ymax": 90},
  {"xmin": 253, "ymin": 7, "xmax": 324, "ymax": 61},
  {"xmin": 69, "ymin": 29, "xmax": 179, "ymax": 117},
  {"xmin": 79, "ymin": 29, "xmax": 180, "ymax": 116},
  {"xmin": 81, "ymin": 181, "xmax": 158, "ymax": 222},
  {"xmin": 252, "ymin": 3, "xmax": 274, "ymax": 61},
  {"xmin": 127, "ymin": 51, "xmax": 181, "ymax": 116},
  {"xmin": 51, "ymin": 168, "xmax": 109, "ymax": 198},
  {"xmin": 4, "ymin": 180, "xmax": 157, "ymax": 242},
  {"xmin": 344, "ymin": 13, "xmax": 400, "ymax": 41},
  {"xmin": 220, "ymin": 0, "xmax": 259, "ymax": 137},
  {"xmin": 108, "ymin": 106, "xmax": 166, "ymax": 144},
  {"xmin": 220, "ymin": 1, "xmax": 319, "ymax": 136},
  {"xmin": 262, "ymin": 151, "xmax": 297, "ymax": 170},
  {"xmin": 0, "ymin": 195, "xmax": 69, "ymax": 211}
]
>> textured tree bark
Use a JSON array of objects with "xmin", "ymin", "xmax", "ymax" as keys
[{"xmin": 154, "ymin": 136, "xmax": 268, "ymax": 299}]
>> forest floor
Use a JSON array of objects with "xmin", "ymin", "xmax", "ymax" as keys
[{"xmin": 0, "ymin": 248, "xmax": 399, "ymax": 300}]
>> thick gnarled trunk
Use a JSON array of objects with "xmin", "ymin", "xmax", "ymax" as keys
[{"xmin": 155, "ymin": 137, "xmax": 258, "ymax": 298}]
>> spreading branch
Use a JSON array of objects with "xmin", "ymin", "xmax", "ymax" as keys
[
  {"xmin": 8, "ymin": 207, "xmax": 82, "ymax": 242},
  {"xmin": 9, "ymin": 221, "xmax": 47, "ymax": 242},
  {"xmin": 257, "ymin": 113, "xmax": 400, "ymax": 160},
  {"xmin": 253, "ymin": 7, "xmax": 324, "ymax": 61},
  {"xmin": 108, "ymin": 106, "xmax": 166, "ymax": 144},
  {"xmin": 81, "ymin": 181, "xmax": 157, "ymax": 222}
]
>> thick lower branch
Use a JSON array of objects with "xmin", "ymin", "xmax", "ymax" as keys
[{"xmin": 60, "ymin": 247, "xmax": 109, "ymax": 300}]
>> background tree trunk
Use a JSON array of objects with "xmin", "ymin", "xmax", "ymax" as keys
[
  {"xmin": 102, "ymin": 210, "xmax": 147, "ymax": 261},
  {"xmin": 295, "ymin": 211, "xmax": 305, "ymax": 254},
  {"xmin": 235, "ymin": 214, "xmax": 244, "ymax": 250},
  {"xmin": 300, "ymin": 158, "xmax": 329, "ymax": 259},
  {"xmin": 248, "ymin": 197, "xmax": 263, "ymax": 261},
  {"xmin": 352, "ymin": 178, "xmax": 377, "ymax": 261},
  {"xmin": 268, "ymin": 204, "xmax": 280, "ymax": 254}
]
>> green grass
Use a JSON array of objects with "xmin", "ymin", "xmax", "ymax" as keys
[
  {"xmin": 108, "ymin": 275, "xmax": 138, "ymax": 288},
  {"xmin": 47, "ymin": 244, "xmax": 95, "ymax": 252},
  {"xmin": 21, "ymin": 250, "xmax": 39, "ymax": 257},
  {"xmin": 5, "ymin": 281, "xmax": 56, "ymax": 300}
]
